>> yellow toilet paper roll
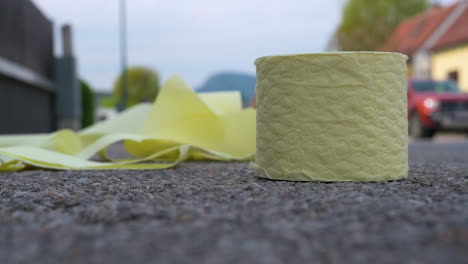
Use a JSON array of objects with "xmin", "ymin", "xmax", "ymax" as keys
[{"xmin": 254, "ymin": 52, "xmax": 408, "ymax": 181}]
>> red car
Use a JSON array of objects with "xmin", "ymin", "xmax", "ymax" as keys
[{"xmin": 408, "ymin": 80, "xmax": 468, "ymax": 138}]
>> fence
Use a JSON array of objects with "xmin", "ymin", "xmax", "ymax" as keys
[{"xmin": 0, "ymin": 0, "xmax": 55, "ymax": 133}]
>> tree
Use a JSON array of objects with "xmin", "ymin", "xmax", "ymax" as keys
[
  {"xmin": 103, "ymin": 66, "xmax": 160, "ymax": 109},
  {"xmin": 337, "ymin": 0, "xmax": 429, "ymax": 51}
]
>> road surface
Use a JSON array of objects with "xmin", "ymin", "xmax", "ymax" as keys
[{"xmin": 0, "ymin": 140, "xmax": 467, "ymax": 264}]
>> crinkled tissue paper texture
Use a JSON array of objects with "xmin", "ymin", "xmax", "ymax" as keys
[
  {"xmin": 0, "ymin": 75, "xmax": 256, "ymax": 171},
  {"xmin": 253, "ymin": 52, "xmax": 409, "ymax": 182}
]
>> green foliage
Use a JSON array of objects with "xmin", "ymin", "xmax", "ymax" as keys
[
  {"xmin": 337, "ymin": 0, "xmax": 429, "ymax": 51},
  {"xmin": 80, "ymin": 80, "xmax": 96, "ymax": 128},
  {"xmin": 111, "ymin": 66, "xmax": 160, "ymax": 109},
  {"xmin": 100, "ymin": 96, "xmax": 118, "ymax": 108}
]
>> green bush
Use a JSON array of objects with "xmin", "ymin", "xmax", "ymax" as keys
[
  {"xmin": 80, "ymin": 80, "xmax": 95, "ymax": 128},
  {"xmin": 100, "ymin": 96, "xmax": 118, "ymax": 108}
]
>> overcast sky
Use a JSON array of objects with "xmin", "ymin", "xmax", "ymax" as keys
[{"xmin": 32, "ymin": 0, "xmax": 457, "ymax": 91}]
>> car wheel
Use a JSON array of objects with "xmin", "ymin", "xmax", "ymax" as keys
[{"xmin": 409, "ymin": 112, "xmax": 434, "ymax": 139}]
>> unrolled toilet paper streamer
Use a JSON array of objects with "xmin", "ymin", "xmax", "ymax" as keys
[
  {"xmin": 0, "ymin": 75, "xmax": 256, "ymax": 171},
  {"xmin": 253, "ymin": 52, "xmax": 408, "ymax": 181}
]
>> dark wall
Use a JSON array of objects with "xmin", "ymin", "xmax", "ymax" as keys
[
  {"xmin": 0, "ymin": 0, "xmax": 55, "ymax": 134},
  {"xmin": 0, "ymin": 0, "xmax": 54, "ymax": 78},
  {"xmin": 0, "ymin": 76, "xmax": 54, "ymax": 133}
]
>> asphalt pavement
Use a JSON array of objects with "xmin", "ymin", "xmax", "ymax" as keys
[{"xmin": 0, "ymin": 138, "xmax": 467, "ymax": 264}]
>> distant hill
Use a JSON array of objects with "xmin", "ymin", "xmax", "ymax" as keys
[{"xmin": 197, "ymin": 72, "xmax": 256, "ymax": 107}]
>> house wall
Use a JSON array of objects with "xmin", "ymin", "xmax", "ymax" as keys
[{"xmin": 431, "ymin": 44, "xmax": 468, "ymax": 92}]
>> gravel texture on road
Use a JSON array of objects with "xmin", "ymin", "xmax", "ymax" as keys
[{"xmin": 0, "ymin": 141, "xmax": 467, "ymax": 264}]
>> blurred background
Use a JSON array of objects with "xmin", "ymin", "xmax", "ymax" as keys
[{"xmin": 0, "ymin": 0, "xmax": 466, "ymax": 141}]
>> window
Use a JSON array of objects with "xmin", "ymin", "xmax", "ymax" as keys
[
  {"xmin": 448, "ymin": 71, "xmax": 459, "ymax": 83},
  {"xmin": 412, "ymin": 81, "xmax": 460, "ymax": 93}
]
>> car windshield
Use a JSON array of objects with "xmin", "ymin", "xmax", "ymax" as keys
[{"xmin": 412, "ymin": 81, "xmax": 460, "ymax": 93}]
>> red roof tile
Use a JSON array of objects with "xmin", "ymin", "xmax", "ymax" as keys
[
  {"xmin": 432, "ymin": 5, "xmax": 468, "ymax": 51},
  {"xmin": 381, "ymin": 3, "xmax": 458, "ymax": 57}
]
